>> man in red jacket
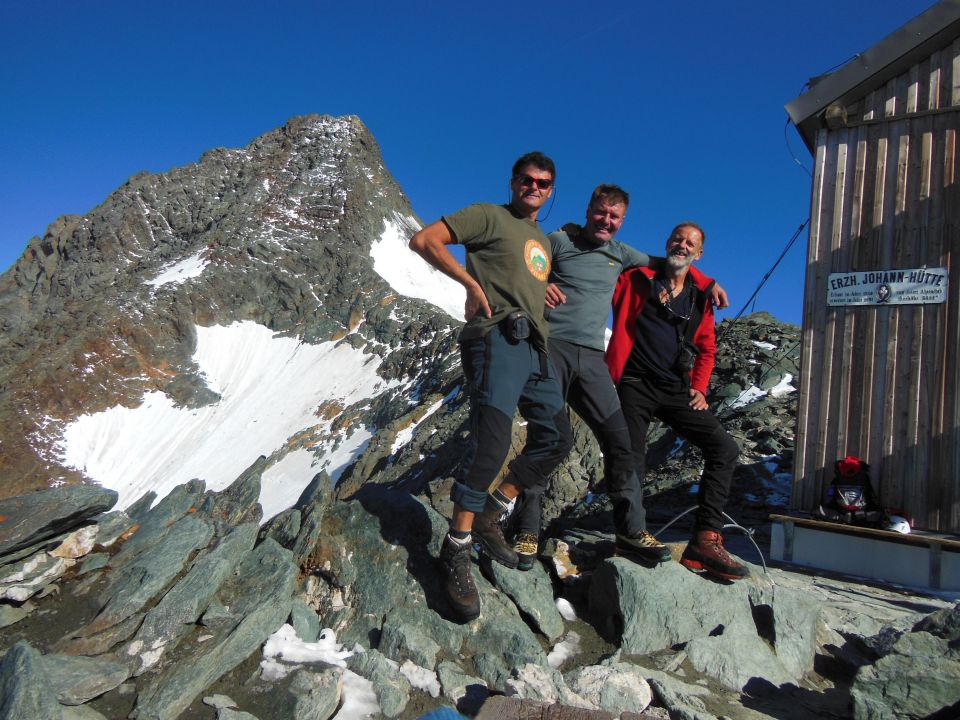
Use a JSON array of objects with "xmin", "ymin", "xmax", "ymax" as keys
[{"xmin": 607, "ymin": 222, "xmax": 748, "ymax": 580}]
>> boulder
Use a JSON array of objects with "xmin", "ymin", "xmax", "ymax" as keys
[
  {"xmin": 0, "ymin": 641, "xmax": 63, "ymax": 719},
  {"xmin": 199, "ymin": 456, "xmax": 265, "ymax": 530},
  {"xmin": 348, "ymin": 648, "xmax": 410, "ymax": 717},
  {"xmin": 0, "ymin": 486, "xmax": 117, "ymax": 558},
  {"xmin": 80, "ymin": 513, "xmax": 213, "ymax": 637},
  {"xmin": 127, "ymin": 522, "xmax": 258, "ymax": 674},
  {"xmin": 42, "ymin": 653, "xmax": 130, "ymax": 705},
  {"xmin": 588, "ymin": 557, "xmax": 818, "ymax": 690},
  {"xmin": 133, "ymin": 539, "xmax": 298, "ymax": 720},
  {"xmin": 437, "ymin": 661, "xmax": 488, "ymax": 715},
  {"xmin": 851, "ymin": 604, "xmax": 960, "ymax": 720},
  {"xmin": 482, "ymin": 559, "xmax": 565, "ymax": 641},
  {"xmin": 566, "ymin": 663, "xmax": 653, "ymax": 716}
]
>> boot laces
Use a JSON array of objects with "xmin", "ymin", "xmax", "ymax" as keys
[
  {"xmin": 704, "ymin": 534, "xmax": 736, "ymax": 564},
  {"xmin": 446, "ymin": 545, "xmax": 476, "ymax": 596},
  {"xmin": 634, "ymin": 530, "xmax": 664, "ymax": 548},
  {"xmin": 514, "ymin": 532, "xmax": 538, "ymax": 555}
]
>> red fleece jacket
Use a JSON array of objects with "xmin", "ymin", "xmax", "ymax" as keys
[{"xmin": 605, "ymin": 266, "xmax": 717, "ymax": 395}]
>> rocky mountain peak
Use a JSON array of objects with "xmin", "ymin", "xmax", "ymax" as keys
[{"xmin": 0, "ymin": 114, "xmax": 461, "ymax": 503}]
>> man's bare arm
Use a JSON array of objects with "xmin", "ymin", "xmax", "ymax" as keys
[{"xmin": 409, "ymin": 220, "xmax": 491, "ymax": 320}]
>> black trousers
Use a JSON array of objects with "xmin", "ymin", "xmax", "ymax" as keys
[
  {"xmin": 617, "ymin": 373, "xmax": 740, "ymax": 532},
  {"xmin": 513, "ymin": 339, "xmax": 645, "ymax": 536}
]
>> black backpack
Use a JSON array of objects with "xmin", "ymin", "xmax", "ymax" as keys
[{"xmin": 814, "ymin": 455, "xmax": 884, "ymax": 526}]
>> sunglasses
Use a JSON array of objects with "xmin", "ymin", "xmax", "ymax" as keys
[
  {"xmin": 662, "ymin": 303, "xmax": 691, "ymax": 324},
  {"xmin": 515, "ymin": 174, "xmax": 553, "ymax": 190},
  {"xmin": 656, "ymin": 281, "xmax": 691, "ymax": 324}
]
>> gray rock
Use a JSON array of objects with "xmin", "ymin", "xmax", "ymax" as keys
[
  {"xmin": 0, "ymin": 485, "xmax": 117, "ymax": 558},
  {"xmin": 133, "ymin": 538, "xmax": 298, "ymax": 720},
  {"xmin": 590, "ymin": 558, "xmax": 744, "ymax": 654},
  {"xmin": 851, "ymin": 628, "xmax": 960, "ymax": 720},
  {"xmin": 348, "ymin": 649, "xmax": 409, "ymax": 718},
  {"xmin": 503, "ymin": 663, "xmax": 590, "ymax": 708},
  {"xmin": 0, "ymin": 530, "xmax": 71, "ymax": 569},
  {"xmin": 379, "ymin": 609, "xmax": 441, "ymax": 669},
  {"xmin": 588, "ymin": 557, "xmax": 816, "ymax": 690},
  {"xmin": 42, "ymin": 653, "xmax": 130, "ymax": 704},
  {"xmin": 78, "ymin": 552, "xmax": 110, "ymax": 576},
  {"xmin": 290, "ymin": 472, "xmax": 333, "ymax": 566},
  {"xmin": 648, "ymin": 677, "xmax": 716, "ymax": 720},
  {"xmin": 482, "ymin": 559, "xmax": 565, "ymax": 641},
  {"xmin": 769, "ymin": 584, "xmax": 818, "ymax": 678},
  {"xmin": 685, "ymin": 614, "xmax": 793, "ymax": 691},
  {"xmin": 57, "ymin": 612, "xmax": 146, "ymax": 657},
  {"xmin": 200, "ymin": 456, "xmax": 265, "ymax": 529},
  {"xmin": 109, "ymin": 479, "xmax": 205, "ymax": 566},
  {"xmin": 0, "ymin": 600, "xmax": 35, "ymax": 629},
  {"xmin": 217, "ymin": 709, "xmax": 260, "ymax": 720},
  {"xmin": 92, "ymin": 510, "xmax": 136, "ymax": 547},
  {"xmin": 914, "ymin": 601, "xmax": 960, "ymax": 641},
  {"xmin": 128, "ymin": 522, "xmax": 258, "ymax": 674},
  {"xmin": 471, "ymin": 591, "xmax": 549, "ymax": 690},
  {"xmin": 308, "ymin": 487, "xmax": 464, "ymax": 652},
  {"xmin": 203, "ymin": 694, "xmax": 238, "ymax": 709},
  {"xmin": 124, "ymin": 492, "xmax": 157, "ymax": 522},
  {"xmin": 0, "ymin": 550, "xmax": 72, "ymax": 602},
  {"xmin": 437, "ymin": 661, "xmax": 488, "ymax": 715},
  {"xmin": 287, "ymin": 667, "xmax": 343, "ymax": 720},
  {"xmin": 0, "ymin": 641, "xmax": 63, "ymax": 719},
  {"xmin": 259, "ymin": 508, "xmax": 301, "ymax": 550},
  {"xmin": 200, "ymin": 599, "xmax": 233, "ymax": 626},
  {"xmin": 567, "ymin": 663, "xmax": 653, "ymax": 715},
  {"xmin": 62, "ymin": 706, "xmax": 109, "ymax": 720},
  {"xmin": 290, "ymin": 598, "xmax": 321, "ymax": 643},
  {"xmin": 82, "ymin": 513, "xmax": 213, "ymax": 636}
]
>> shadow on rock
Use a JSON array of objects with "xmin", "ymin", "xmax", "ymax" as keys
[
  {"xmin": 740, "ymin": 677, "xmax": 851, "ymax": 720},
  {"xmin": 349, "ymin": 484, "xmax": 451, "ymax": 619}
]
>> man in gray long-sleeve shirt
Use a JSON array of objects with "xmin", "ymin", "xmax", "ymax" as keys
[{"xmin": 510, "ymin": 184, "xmax": 726, "ymax": 570}]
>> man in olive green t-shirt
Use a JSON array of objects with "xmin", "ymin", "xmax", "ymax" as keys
[{"xmin": 409, "ymin": 151, "xmax": 569, "ymax": 622}]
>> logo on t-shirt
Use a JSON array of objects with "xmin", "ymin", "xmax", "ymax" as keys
[{"xmin": 524, "ymin": 239, "xmax": 550, "ymax": 282}]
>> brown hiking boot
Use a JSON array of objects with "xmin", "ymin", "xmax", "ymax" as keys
[
  {"xmin": 438, "ymin": 536, "xmax": 480, "ymax": 621},
  {"xmin": 680, "ymin": 530, "xmax": 750, "ymax": 580},
  {"xmin": 472, "ymin": 502, "xmax": 519, "ymax": 569}
]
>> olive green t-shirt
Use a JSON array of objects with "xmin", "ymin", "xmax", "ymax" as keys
[{"xmin": 443, "ymin": 203, "xmax": 552, "ymax": 351}]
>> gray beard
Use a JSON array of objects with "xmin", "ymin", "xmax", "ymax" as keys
[{"xmin": 666, "ymin": 253, "xmax": 694, "ymax": 271}]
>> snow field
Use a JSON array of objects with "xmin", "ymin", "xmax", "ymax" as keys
[
  {"xmin": 59, "ymin": 321, "xmax": 393, "ymax": 515},
  {"xmin": 370, "ymin": 214, "xmax": 466, "ymax": 322}
]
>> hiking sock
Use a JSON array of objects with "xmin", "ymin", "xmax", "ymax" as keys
[
  {"xmin": 489, "ymin": 488, "xmax": 511, "ymax": 512},
  {"xmin": 447, "ymin": 530, "xmax": 472, "ymax": 547}
]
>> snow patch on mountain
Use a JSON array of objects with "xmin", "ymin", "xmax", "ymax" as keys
[
  {"xmin": 370, "ymin": 215, "xmax": 465, "ymax": 322},
  {"xmin": 58, "ymin": 321, "xmax": 395, "ymax": 513},
  {"xmin": 730, "ymin": 373, "xmax": 797, "ymax": 408},
  {"xmin": 146, "ymin": 251, "xmax": 209, "ymax": 287}
]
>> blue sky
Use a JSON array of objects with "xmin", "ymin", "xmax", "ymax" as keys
[{"xmin": 0, "ymin": 1, "xmax": 937, "ymax": 325}]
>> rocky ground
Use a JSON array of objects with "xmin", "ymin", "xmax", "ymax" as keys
[{"xmin": 1, "ymin": 461, "xmax": 958, "ymax": 720}]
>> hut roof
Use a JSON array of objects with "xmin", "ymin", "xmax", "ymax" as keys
[{"xmin": 786, "ymin": 0, "xmax": 960, "ymax": 152}]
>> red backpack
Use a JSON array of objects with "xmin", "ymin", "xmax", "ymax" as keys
[{"xmin": 814, "ymin": 455, "xmax": 884, "ymax": 526}]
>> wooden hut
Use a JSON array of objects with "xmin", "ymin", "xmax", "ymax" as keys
[{"xmin": 785, "ymin": 0, "xmax": 960, "ymax": 536}]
